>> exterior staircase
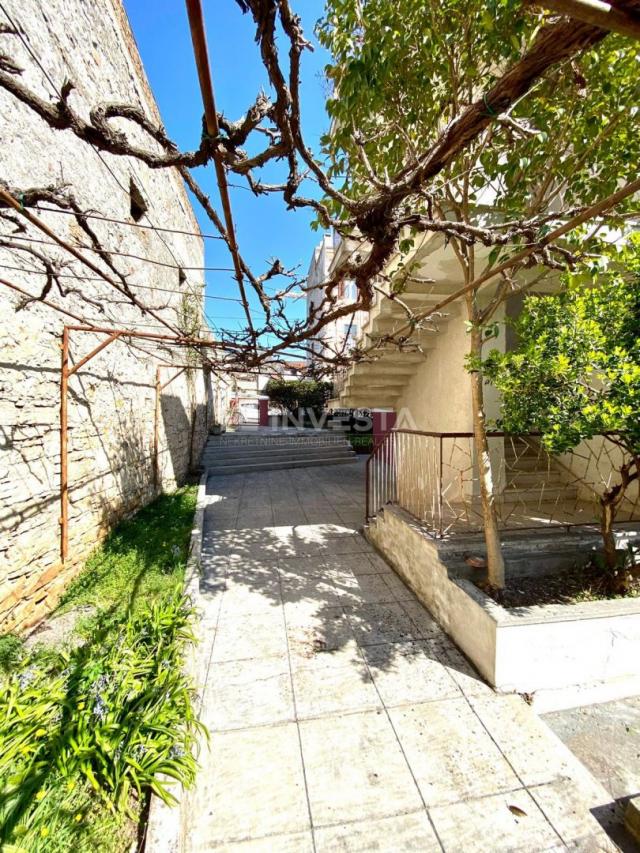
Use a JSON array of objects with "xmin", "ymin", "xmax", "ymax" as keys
[
  {"xmin": 330, "ymin": 235, "xmax": 468, "ymax": 410},
  {"xmin": 202, "ymin": 429, "xmax": 357, "ymax": 475},
  {"xmin": 500, "ymin": 438, "xmax": 580, "ymax": 504}
]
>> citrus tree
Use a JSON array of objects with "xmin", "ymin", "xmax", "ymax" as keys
[{"xmin": 480, "ymin": 251, "xmax": 640, "ymax": 592}]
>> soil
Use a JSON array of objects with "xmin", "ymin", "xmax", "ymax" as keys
[
  {"xmin": 478, "ymin": 563, "xmax": 640, "ymax": 609},
  {"xmin": 24, "ymin": 604, "xmax": 96, "ymax": 650}
]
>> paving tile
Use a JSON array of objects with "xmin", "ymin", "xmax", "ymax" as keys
[
  {"xmin": 314, "ymin": 810, "xmax": 440, "ymax": 852},
  {"xmin": 197, "ymin": 459, "xmax": 618, "ymax": 853},
  {"xmin": 288, "ymin": 638, "xmax": 365, "ymax": 673},
  {"xmin": 202, "ymin": 656, "xmax": 294, "ymax": 731},
  {"xmin": 422, "ymin": 636, "xmax": 493, "ymax": 697},
  {"xmin": 388, "ymin": 698, "xmax": 520, "ymax": 807},
  {"xmin": 345, "ymin": 602, "xmax": 418, "ymax": 646},
  {"xmin": 216, "ymin": 584, "xmax": 282, "ymax": 618},
  {"xmin": 382, "ymin": 571, "xmax": 416, "ymax": 601},
  {"xmin": 293, "ymin": 523, "xmax": 360, "ymax": 540},
  {"xmin": 280, "ymin": 554, "xmax": 376, "ymax": 580},
  {"xmin": 200, "ymin": 830, "xmax": 315, "ymax": 852},
  {"xmin": 292, "ymin": 659, "xmax": 381, "ymax": 719},
  {"xmin": 429, "ymin": 788, "xmax": 559, "ymax": 852},
  {"xmin": 286, "ymin": 606, "xmax": 357, "ymax": 661},
  {"xmin": 211, "ymin": 612, "xmax": 288, "ymax": 662},
  {"xmin": 189, "ymin": 724, "xmax": 310, "ymax": 847},
  {"xmin": 364, "ymin": 552, "xmax": 395, "ymax": 572},
  {"xmin": 299, "ymin": 710, "xmax": 423, "ymax": 825},
  {"xmin": 469, "ymin": 694, "xmax": 578, "ymax": 787},
  {"xmin": 295, "ymin": 535, "xmax": 372, "ymax": 557},
  {"xmin": 362, "ymin": 642, "xmax": 462, "ymax": 706},
  {"xmin": 334, "ymin": 573, "xmax": 398, "ymax": 605},
  {"xmin": 399, "ymin": 599, "xmax": 444, "ymax": 638},
  {"xmin": 528, "ymin": 778, "xmax": 619, "ymax": 851},
  {"xmin": 347, "ymin": 555, "xmax": 393, "ymax": 577},
  {"xmin": 279, "ymin": 574, "xmax": 343, "ymax": 607}
]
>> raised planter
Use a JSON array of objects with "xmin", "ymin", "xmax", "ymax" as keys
[{"xmin": 366, "ymin": 505, "xmax": 640, "ymax": 710}]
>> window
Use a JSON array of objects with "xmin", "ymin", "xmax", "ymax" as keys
[
  {"xmin": 129, "ymin": 177, "xmax": 148, "ymax": 222},
  {"xmin": 343, "ymin": 280, "xmax": 357, "ymax": 301}
]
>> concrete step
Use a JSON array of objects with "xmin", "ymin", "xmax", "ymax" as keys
[
  {"xmin": 437, "ymin": 528, "xmax": 603, "ymax": 580},
  {"xmin": 505, "ymin": 471, "xmax": 568, "ymax": 488},
  {"xmin": 203, "ymin": 445, "xmax": 355, "ymax": 463},
  {"xmin": 204, "ymin": 435, "xmax": 347, "ymax": 449},
  {"xmin": 499, "ymin": 485, "xmax": 580, "ymax": 502},
  {"xmin": 207, "ymin": 455, "xmax": 358, "ymax": 475}
]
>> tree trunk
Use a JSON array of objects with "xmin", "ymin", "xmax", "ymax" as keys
[
  {"xmin": 467, "ymin": 306, "xmax": 506, "ymax": 589},
  {"xmin": 600, "ymin": 495, "xmax": 618, "ymax": 572}
]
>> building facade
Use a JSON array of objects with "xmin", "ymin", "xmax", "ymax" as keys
[
  {"xmin": 306, "ymin": 233, "xmax": 368, "ymax": 371},
  {"xmin": 0, "ymin": 0, "xmax": 214, "ymax": 630}
]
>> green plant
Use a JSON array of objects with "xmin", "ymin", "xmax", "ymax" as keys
[
  {"xmin": 0, "ymin": 591, "xmax": 204, "ymax": 846},
  {"xmin": 2, "ymin": 773, "xmax": 133, "ymax": 853},
  {"xmin": 0, "ymin": 635, "xmax": 24, "ymax": 673},
  {"xmin": 0, "ymin": 486, "xmax": 203, "ymax": 849},
  {"xmin": 265, "ymin": 378, "xmax": 333, "ymax": 417},
  {"xmin": 58, "ymin": 486, "xmax": 196, "ymax": 626},
  {"xmin": 480, "ymin": 258, "xmax": 640, "ymax": 591},
  {"xmin": 348, "ymin": 433, "xmax": 373, "ymax": 454}
]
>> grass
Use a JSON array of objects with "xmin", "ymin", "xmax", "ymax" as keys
[
  {"xmin": 58, "ymin": 486, "xmax": 197, "ymax": 625},
  {"xmin": 0, "ymin": 486, "xmax": 200, "ymax": 852}
]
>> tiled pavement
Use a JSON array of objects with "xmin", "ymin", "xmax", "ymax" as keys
[{"xmin": 186, "ymin": 460, "xmax": 620, "ymax": 852}]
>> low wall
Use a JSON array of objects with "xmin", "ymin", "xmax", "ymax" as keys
[
  {"xmin": 366, "ymin": 506, "xmax": 640, "ymax": 704},
  {"xmin": 366, "ymin": 506, "xmax": 498, "ymax": 684}
]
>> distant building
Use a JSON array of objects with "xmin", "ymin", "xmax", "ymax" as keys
[{"xmin": 306, "ymin": 233, "xmax": 368, "ymax": 371}]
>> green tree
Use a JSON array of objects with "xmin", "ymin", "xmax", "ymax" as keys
[
  {"xmin": 318, "ymin": 0, "xmax": 640, "ymax": 587},
  {"xmin": 480, "ymin": 257, "xmax": 640, "ymax": 591},
  {"xmin": 265, "ymin": 378, "xmax": 333, "ymax": 417}
]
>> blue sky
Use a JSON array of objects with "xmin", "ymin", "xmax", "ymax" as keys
[{"xmin": 123, "ymin": 0, "xmax": 331, "ymax": 342}]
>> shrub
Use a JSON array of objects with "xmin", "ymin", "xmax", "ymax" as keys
[
  {"xmin": 265, "ymin": 378, "xmax": 333, "ymax": 416},
  {"xmin": 0, "ymin": 590, "xmax": 204, "ymax": 847},
  {"xmin": 0, "ymin": 486, "xmax": 204, "ymax": 850}
]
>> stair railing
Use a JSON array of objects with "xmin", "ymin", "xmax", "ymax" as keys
[
  {"xmin": 365, "ymin": 429, "xmax": 444, "ymax": 532},
  {"xmin": 365, "ymin": 430, "xmax": 640, "ymax": 536}
]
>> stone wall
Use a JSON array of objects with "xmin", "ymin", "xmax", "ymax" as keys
[{"xmin": 0, "ymin": 0, "xmax": 213, "ymax": 631}]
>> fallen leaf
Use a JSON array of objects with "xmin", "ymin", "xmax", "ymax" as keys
[{"xmin": 508, "ymin": 804, "xmax": 527, "ymax": 818}]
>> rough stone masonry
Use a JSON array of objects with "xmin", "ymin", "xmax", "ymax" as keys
[{"xmin": 0, "ymin": 0, "xmax": 223, "ymax": 631}]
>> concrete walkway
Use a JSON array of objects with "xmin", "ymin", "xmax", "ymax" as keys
[{"xmin": 188, "ymin": 460, "xmax": 620, "ymax": 851}]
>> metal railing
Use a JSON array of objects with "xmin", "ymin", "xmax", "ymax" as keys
[{"xmin": 365, "ymin": 429, "xmax": 640, "ymax": 536}]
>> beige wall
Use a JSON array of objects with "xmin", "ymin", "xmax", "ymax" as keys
[{"xmin": 394, "ymin": 307, "xmax": 471, "ymax": 432}]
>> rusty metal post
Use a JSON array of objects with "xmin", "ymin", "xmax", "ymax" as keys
[
  {"xmin": 59, "ymin": 326, "xmax": 134, "ymax": 562},
  {"xmin": 154, "ymin": 366, "xmax": 161, "ymax": 494},
  {"xmin": 438, "ymin": 434, "xmax": 444, "ymax": 538},
  {"xmin": 60, "ymin": 326, "xmax": 69, "ymax": 563}
]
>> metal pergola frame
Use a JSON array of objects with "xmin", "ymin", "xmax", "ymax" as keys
[{"xmin": 59, "ymin": 323, "xmax": 228, "ymax": 564}]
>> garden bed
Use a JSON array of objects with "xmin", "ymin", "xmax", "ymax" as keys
[
  {"xmin": 366, "ymin": 505, "xmax": 640, "ymax": 709},
  {"xmin": 478, "ymin": 563, "xmax": 640, "ymax": 608},
  {"xmin": 0, "ymin": 486, "xmax": 203, "ymax": 852}
]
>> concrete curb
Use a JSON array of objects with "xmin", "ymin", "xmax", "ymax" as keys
[{"xmin": 145, "ymin": 470, "xmax": 208, "ymax": 853}]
